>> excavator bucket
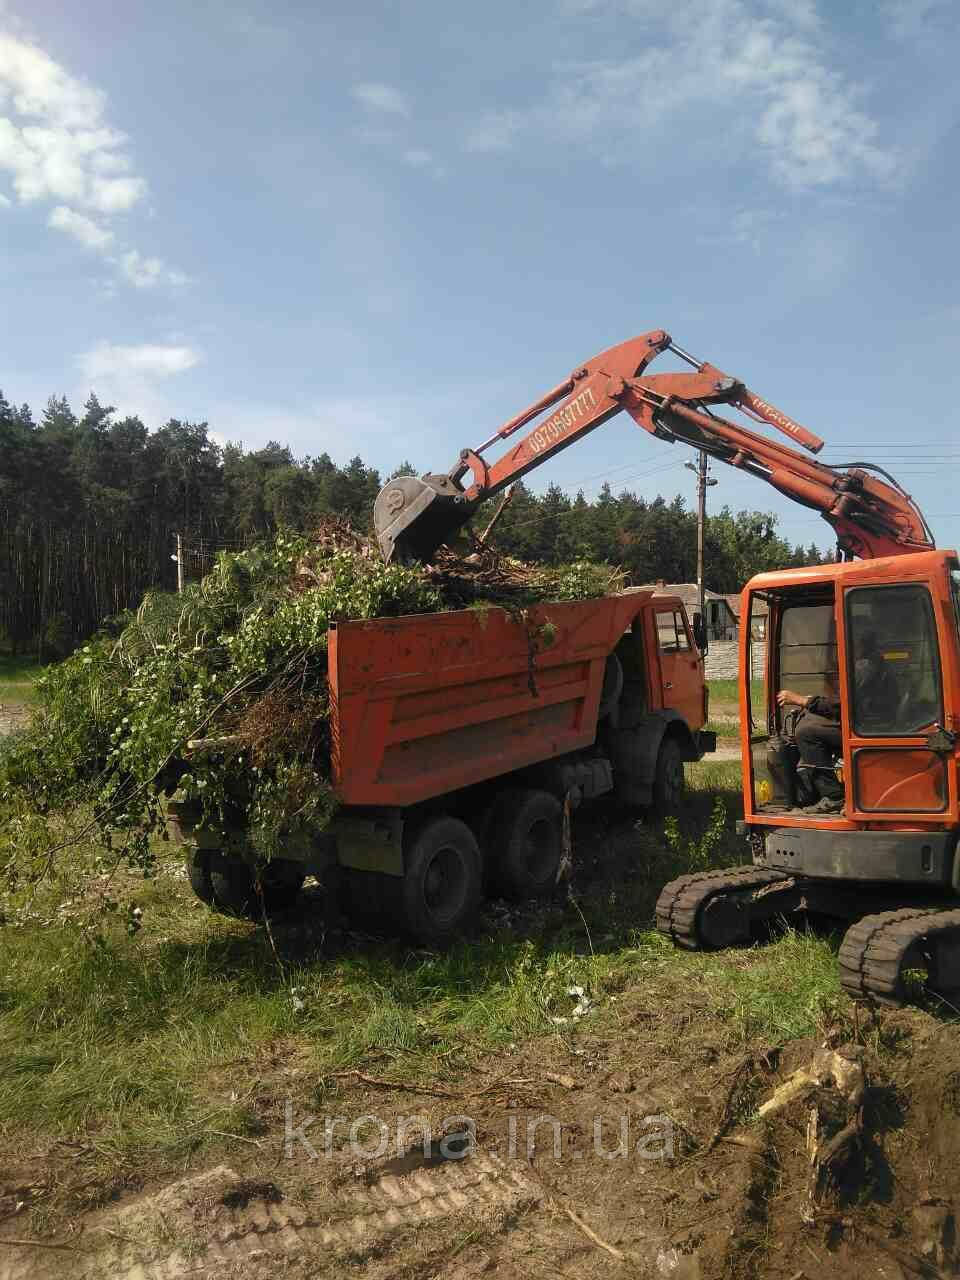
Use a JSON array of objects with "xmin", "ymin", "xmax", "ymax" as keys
[{"xmin": 374, "ymin": 473, "xmax": 477, "ymax": 563}]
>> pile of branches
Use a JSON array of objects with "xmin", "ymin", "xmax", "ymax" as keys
[
  {"xmin": 425, "ymin": 545, "xmax": 623, "ymax": 610},
  {"xmin": 0, "ymin": 519, "xmax": 622, "ymax": 869}
]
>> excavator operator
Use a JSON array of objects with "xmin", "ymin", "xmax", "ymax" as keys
[
  {"xmin": 777, "ymin": 632, "xmax": 896, "ymax": 814},
  {"xmin": 776, "ymin": 679, "xmax": 844, "ymax": 813}
]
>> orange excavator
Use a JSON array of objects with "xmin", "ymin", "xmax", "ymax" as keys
[{"xmin": 375, "ymin": 331, "xmax": 960, "ymax": 1007}]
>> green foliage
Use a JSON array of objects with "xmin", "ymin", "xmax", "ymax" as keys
[
  {"xmin": 493, "ymin": 483, "xmax": 825, "ymax": 591},
  {"xmin": 0, "ymin": 385, "xmax": 826, "ymax": 659},
  {"xmin": 0, "ymin": 529, "xmax": 619, "ymax": 875},
  {"xmin": 533, "ymin": 559, "xmax": 624, "ymax": 601},
  {"xmin": 663, "ymin": 795, "xmax": 730, "ymax": 871}
]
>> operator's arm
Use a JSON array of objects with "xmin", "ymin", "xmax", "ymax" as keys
[{"xmin": 777, "ymin": 689, "xmax": 840, "ymax": 720}]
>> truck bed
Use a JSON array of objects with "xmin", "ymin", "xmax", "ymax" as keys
[{"xmin": 328, "ymin": 591, "xmax": 653, "ymax": 807}]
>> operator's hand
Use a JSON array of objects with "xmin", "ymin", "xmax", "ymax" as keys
[{"xmin": 776, "ymin": 689, "xmax": 809, "ymax": 709}]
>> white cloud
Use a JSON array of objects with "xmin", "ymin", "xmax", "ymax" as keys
[
  {"xmin": 117, "ymin": 249, "xmax": 189, "ymax": 289},
  {"xmin": 0, "ymin": 189, "xmax": 9, "ymax": 207},
  {"xmin": 351, "ymin": 82, "xmax": 411, "ymax": 116},
  {"xmin": 75, "ymin": 341, "xmax": 202, "ymax": 426},
  {"xmin": 349, "ymin": 84, "xmax": 443, "ymax": 176},
  {"xmin": 48, "ymin": 203, "xmax": 113, "ymax": 249},
  {"xmin": 0, "ymin": 34, "xmax": 144, "ymax": 211},
  {"xmin": 762, "ymin": 0, "xmax": 821, "ymax": 31},
  {"xmin": 401, "ymin": 147, "xmax": 444, "ymax": 177},
  {"xmin": 0, "ymin": 32, "xmax": 185, "ymax": 285},
  {"xmin": 468, "ymin": 0, "xmax": 896, "ymax": 189},
  {"xmin": 78, "ymin": 342, "xmax": 201, "ymax": 380},
  {"xmin": 464, "ymin": 111, "xmax": 521, "ymax": 154}
]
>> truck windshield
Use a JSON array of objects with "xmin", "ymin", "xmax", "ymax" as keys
[{"xmin": 845, "ymin": 584, "xmax": 943, "ymax": 736}]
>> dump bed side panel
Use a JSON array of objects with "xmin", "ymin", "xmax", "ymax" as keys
[{"xmin": 329, "ymin": 593, "xmax": 651, "ymax": 807}]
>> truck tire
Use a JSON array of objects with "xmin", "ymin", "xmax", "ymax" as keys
[
  {"xmin": 598, "ymin": 653, "xmax": 624, "ymax": 719},
  {"xmin": 611, "ymin": 726, "xmax": 650, "ymax": 810},
  {"xmin": 400, "ymin": 816, "xmax": 482, "ymax": 947},
  {"xmin": 185, "ymin": 847, "xmax": 217, "ymax": 906},
  {"xmin": 651, "ymin": 736, "xmax": 686, "ymax": 817},
  {"xmin": 209, "ymin": 856, "xmax": 306, "ymax": 919},
  {"xmin": 617, "ymin": 684, "xmax": 648, "ymax": 729},
  {"xmin": 489, "ymin": 789, "xmax": 563, "ymax": 900}
]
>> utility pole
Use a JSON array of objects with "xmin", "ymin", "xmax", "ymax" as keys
[
  {"xmin": 685, "ymin": 452, "xmax": 717, "ymax": 622},
  {"xmin": 172, "ymin": 533, "xmax": 184, "ymax": 594}
]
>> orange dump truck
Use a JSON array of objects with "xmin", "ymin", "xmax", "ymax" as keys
[{"xmin": 171, "ymin": 590, "xmax": 714, "ymax": 944}]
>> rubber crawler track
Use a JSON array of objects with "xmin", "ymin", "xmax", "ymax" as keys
[
  {"xmin": 655, "ymin": 865, "xmax": 790, "ymax": 951},
  {"xmin": 838, "ymin": 907, "xmax": 960, "ymax": 1007}
]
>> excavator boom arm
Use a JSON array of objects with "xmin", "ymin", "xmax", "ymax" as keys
[{"xmin": 373, "ymin": 332, "xmax": 934, "ymax": 564}]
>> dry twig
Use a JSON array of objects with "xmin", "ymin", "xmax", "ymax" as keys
[
  {"xmin": 561, "ymin": 1206, "xmax": 627, "ymax": 1262},
  {"xmin": 707, "ymin": 1053, "xmax": 755, "ymax": 1150},
  {"xmin": 0, "ymin": 1238, "xmax": 88, "ymax": 1253}
]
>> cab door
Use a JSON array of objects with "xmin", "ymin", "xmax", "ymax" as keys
[
  {"xmin": 840, "ymin": 572, "xmax": 957, "ymax": 821},
  {"xmin": 653, "ymin": 606, "xmax": 704, "ymax": 729}
]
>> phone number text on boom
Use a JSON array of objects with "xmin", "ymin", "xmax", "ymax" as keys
[{"xmin": 528, "ymin": 386, "xmax": 597, "ymax": 455}]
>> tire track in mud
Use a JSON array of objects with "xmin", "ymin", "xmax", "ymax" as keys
[{"xmin": 0, "ymin": 1151, "xmax": 541, "ymax": 1280}]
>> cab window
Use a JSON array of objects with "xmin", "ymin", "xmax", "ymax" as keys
[
  {"xmin": 656, "ymin": 610, "xmax": 690, "ymax": 653},
  {"xmin": 778, "ymin": 601, "xmax": 837, "ymax": 708},
  {"xmin": 845, "ymin": 584, "xmax": 943, "ymax": 736}
]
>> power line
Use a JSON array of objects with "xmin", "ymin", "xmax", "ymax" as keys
[{"xmin": 498, "ymin": 463, "xmax": 688, "ymax": 535}]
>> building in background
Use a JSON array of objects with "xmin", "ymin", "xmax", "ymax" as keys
[
  {"xmin": 723, "ymin": 593, "xmax": 768, "ymax": 639},
  {"xmin": 640, "ymin": 583, "xmax": 739, "ymax": 642}
]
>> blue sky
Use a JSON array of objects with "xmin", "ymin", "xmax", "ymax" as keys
[{"xmin": 1, "ymin": 0, "xmax": 958, "ymax": 552}]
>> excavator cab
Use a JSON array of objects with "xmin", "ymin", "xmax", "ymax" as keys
[
  {"xmin": 747, "ymin": 588, "xmax": 839, "ymax": 812},
  {"xmin": 743, "ymin": 551, "xmax": 959, "ymax": 836},
  {"xmin": 658, "ymin": 552, "xmax": 960, "ymax": 1006}
]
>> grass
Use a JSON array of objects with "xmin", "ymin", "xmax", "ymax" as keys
[
  {"xmin": 0, "ymin": 878, "xmax": 649, "ymax": 1156},
  {"xmin": 708, "ymin": 678, "xmax": 763, "ymax": 708},
  {"xmin": 705, "ymin": 679, "xmax": 763, "ymax": 739},
  {"xmin": 693, "ymin": 929, "xmax": 844, "ymax": 1043},
  {"xmin": 0, "ymin": 757, "xmax": 845, "ymax": 1201},
  {"xmin": 0, "ymin": 655, "xmax": 45, "ymax": 704}
]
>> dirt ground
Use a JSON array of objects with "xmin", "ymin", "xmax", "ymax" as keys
[
  {"xmin": 0, "ymin": 703, "xmax": 29, "ymax": 738},
  {"xmin": 2, "ymin": 959, "xmax": 958, "ymax": 1279}
]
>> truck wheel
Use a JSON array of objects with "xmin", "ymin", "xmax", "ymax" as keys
[
  {"xmin": 617, "ymin": 684, "xmax": 648, "ymax": 729},
  {"xmin": 651, "ymin": 736, "xmax": 686, "ymax": 817},
  {"xmin": 209, "ymin": 857, "xmax": 306, "ymax": 919},
  {"xmin": 611, "ymin": 727, "xmax": 650, "ymax": 810},
  {"xmin": 598, "ymin": 653, "xmax": 624, "ymax": 719},
  {"xmin": 400, "ymin": 816, "xmax": 482, "ymax": 947},
  {"xmin": 489, "ymin": 789, "xmax": 563, "ymax": 900},
  {"xmin": 185, "ymin": 847, "xmax": 217, "ymax": 906}
]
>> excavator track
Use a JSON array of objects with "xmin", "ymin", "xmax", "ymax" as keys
[
  {"xmin": 838, "ymin": 907, "xmax": 960, "ymax": 1008},
  {"xmin": 655, "ymin": 865, "xmax": 793, "ymax": 951}
]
